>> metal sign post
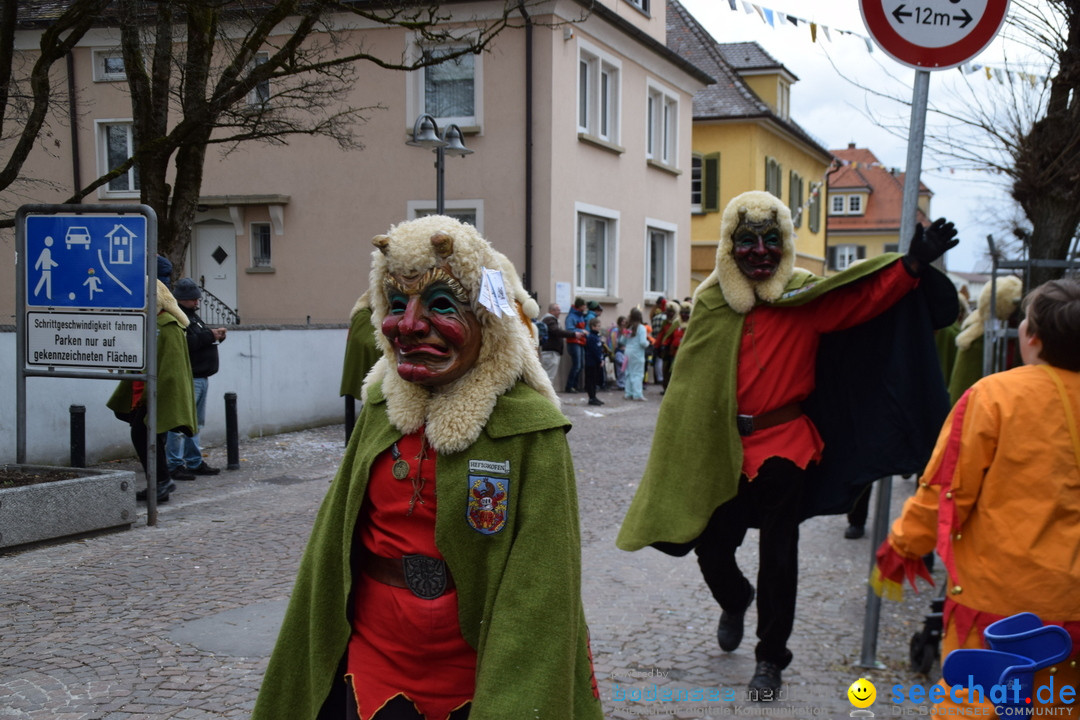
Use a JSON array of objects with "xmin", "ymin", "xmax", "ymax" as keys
[
  {"xmin": 16, "ymin": 204, "xmax": 161, "ymax": 525},
  {"xmin": 855, "ymin": 0, "xmax": 1011, "ymax": 668}
]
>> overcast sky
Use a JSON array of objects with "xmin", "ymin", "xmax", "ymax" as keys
[{"xmin": 678, "ymin": 0, "xmax": 1045, "ymax": 273}]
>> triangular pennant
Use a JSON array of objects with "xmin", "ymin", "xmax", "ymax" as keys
[{"xmin": 810, "ymin": 22, "xmax": 817, "ymax": 42}]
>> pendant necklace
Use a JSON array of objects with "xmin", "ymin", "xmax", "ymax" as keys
[{"xmin": 390, "ymin": 437, "xmax": 428, "ymax": 515}]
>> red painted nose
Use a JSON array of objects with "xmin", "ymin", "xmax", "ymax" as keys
[{"xmin": 397, "ymin": 296, "xmax": 428, "ymax": 335}]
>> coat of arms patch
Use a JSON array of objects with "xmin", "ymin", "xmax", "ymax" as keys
[{"xmin": 467, "ymin": 475, "xmax": 509, "ymax": 535}]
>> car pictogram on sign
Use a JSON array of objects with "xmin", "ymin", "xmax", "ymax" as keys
[{"xmin": 64, "ymin": 226, "xmax": 92, "ymax": 250}]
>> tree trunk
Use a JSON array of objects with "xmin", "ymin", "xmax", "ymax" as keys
[{"xmin": 1009, "ymin": 0, "xmax": 1080, "ymax": 287}]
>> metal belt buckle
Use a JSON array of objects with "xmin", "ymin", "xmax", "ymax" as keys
[
  {"xmin": 736, "ymin": 414, "xmax": 754, "ymax": 437},
  {"xmin": 402, "ymin": 554, "xmax": 448, "ymax": 599}
]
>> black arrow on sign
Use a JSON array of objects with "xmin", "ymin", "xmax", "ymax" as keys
[
  {"xmin": 892, "ymin": 4, "xmax": 913, "ymax": 23},
  {"xmin": 953, "ymin": 8, "xmax": 972, "ymax": 28}
]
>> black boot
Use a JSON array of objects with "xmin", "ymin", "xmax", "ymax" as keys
[
  {"xmin": 717, "ymin": 587, "xmax": 755, "ymax": 652},
  {"xmin": 136, "ymin": 479, "xmax": 176, "ymax": 503}
]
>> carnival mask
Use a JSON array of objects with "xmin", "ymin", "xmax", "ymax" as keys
[
  {"xmin": 381, "ymin": 265, "xmax": 482, "ymax": 387},
  {"xmin": 731, "ymin": 208, "xmax": 783, "ymax": 281}
]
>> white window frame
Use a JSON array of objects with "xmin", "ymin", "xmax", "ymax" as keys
[
  {"xmin": 644, "ymin": 218, "xmax": 676, "ymax": 300},
  {"xmin": 250, "ymin": 222, "xmax": 273, "ymax": 268},
  {"xmin": 574, "ymin": 202, "xmax": 619, "ymax": 296},
  {"xmin": 690, "ymin": 154, "xmax": 703, "ymax": 213},
  {"xmin": 92, "ymin": 49, "xmax": 126, "ymax": 82},
  {"xmin": 646, "ymin": 80, "xmax": 678, "ymax": 167},
  {"xmin": 246, "ymin": 51, "xmax": 270, "ymax": 107},
  {"xmin": 829, "ymin": 193, "xmax": 865, "ymax": 216},
  {"xmin": 833, "ymin": 244, "xmax": 861, "ymax": 271},
  {"xmin": 407, "ymin": 38, "xmax": 483, "ymax": 129},
  {"xmin": 407, "ymin": 200, "xmax": 484, "ymax": 233},
  {"xmin": 96, "ymin": 119, "xmax": 139, "ymax": 199},
  {"xmin": 577, "ymin": 41, "xmax": 621, "ymax": 144},
  {"xmin": 625, "ymin": 0, "xmax": 650, "ymax": 12}
]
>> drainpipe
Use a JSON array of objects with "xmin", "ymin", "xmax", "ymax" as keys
[
  {"xmin": 518, "ymin": 0, "xmax": 534, "ymax": 292},
  {"xmin": 824, "ymin": 158, "xmax": 841, "ymax": 274},
  {"xmin": 66, "ymin": 51, "xmax": 82, "ymax": 199}
]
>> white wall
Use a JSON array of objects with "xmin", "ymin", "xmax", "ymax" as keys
[{"xmin": 1, "ymin": 326, "xmax": 349, "ymax": 466}]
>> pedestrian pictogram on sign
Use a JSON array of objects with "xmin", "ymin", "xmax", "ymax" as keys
[
  {"xmin": 861, "ymin": 0, "xmax": 1010, "ymax": 70},
  {"xmin": 25, "ymin": 214, "xmax": 148, "ymax": 311}
]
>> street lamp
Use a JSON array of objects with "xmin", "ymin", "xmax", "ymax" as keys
[{"xmin": 406, "ymin": 113, "xmax": 473, "ymax": 215}]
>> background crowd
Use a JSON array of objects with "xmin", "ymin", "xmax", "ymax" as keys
[{"xmin": 537, "ymin": 294, "xmax": 693, "ymax": 400}]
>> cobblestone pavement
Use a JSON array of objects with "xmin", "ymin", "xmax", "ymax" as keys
[{"xmin": 1, "ymin": 386, "xmax": 945, "ymax": 719}]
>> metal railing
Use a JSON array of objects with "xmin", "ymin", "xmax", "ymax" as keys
[{"xmin": 197, "ymin": 285, "xmax": 240, "ymax": 326}]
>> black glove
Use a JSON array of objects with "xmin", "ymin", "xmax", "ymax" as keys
[{"xmin": 904, "ymin": 218, "xmax": 958, "ymax": 275}]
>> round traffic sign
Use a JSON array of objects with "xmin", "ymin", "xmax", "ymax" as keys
[{"xmin": 860, "ymin": 0, "xmax": 1010, "ymax": 70}]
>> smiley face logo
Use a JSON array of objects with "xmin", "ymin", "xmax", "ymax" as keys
[{"xmin": 847, "ymin": 677, "xmax": 876, "ymax": 708}]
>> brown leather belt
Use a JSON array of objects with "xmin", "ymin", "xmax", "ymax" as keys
[
  {"xmin": 360, "ymin": 547, "xmax": 455, "ymax": 599},
  {"xmin": 736, "ymin": 402, "xmax": 802, "ymax": 437}
]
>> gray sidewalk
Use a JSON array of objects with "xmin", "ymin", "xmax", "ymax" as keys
[{"xmin": 1, "ymin": 388, "xmax": 942, "ymax": 719}]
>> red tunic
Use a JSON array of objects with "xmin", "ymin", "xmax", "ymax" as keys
[
  {"xmin": 346, "ymin": 429, "xmax": 477, "ymax": 720},
  {"xmin": 737, "ymin": 262, "xmax": 918, "ymax": 479}
]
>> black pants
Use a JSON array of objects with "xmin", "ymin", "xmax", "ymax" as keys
[
  {"xmin": 847, "ymin": 485, "xmax": 872, "ymax": 527},
  {"xmin": 129, "ymin": 407, "xmax": 169, "ymax": 484},
  {"xmin": 694, "ymin": 457, "xmax": 805, "ymax": 668},
  {"xmin": 584, "ymin": 364, "xmax": 601, "ymax": 400},
  {"xmin": 345, "ymin": 685, "xmax": 470, "ymax": 720}
]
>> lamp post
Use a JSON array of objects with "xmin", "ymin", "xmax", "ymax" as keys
[{"xmin": 406, "ymin": 113, "xmax": 473, "ymax": 215}]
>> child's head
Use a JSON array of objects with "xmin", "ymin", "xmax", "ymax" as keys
[
  {"xmin": 589, "ymin": 317, "xmax": 602, "ymax": 331},
  {"xmin": 1021, "ymin": 278, "xmax": 1080, "ymax": 371}
]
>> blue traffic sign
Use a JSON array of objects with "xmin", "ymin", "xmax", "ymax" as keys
[{"xmin": 25, "ymin": 214, "xmax": 148, "ymax": 310}]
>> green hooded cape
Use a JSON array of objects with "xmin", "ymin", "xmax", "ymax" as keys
[
  {"xmin": 252, "ymin": 379, "xmax": 602, "ymax": 720},
  {"xmin": 106, "ymin": 310, "xmax": 197, "ymax": 436},
  {"xmin": 339, "ymin": 307, "xmax": 380, "ymax": 398},
  {"xmin": 617, "ymin": 255, "xmax": 953, "ymax": 553}
]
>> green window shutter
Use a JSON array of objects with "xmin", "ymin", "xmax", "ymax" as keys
[
  {"xmin": 765, "ymin": 158, "xmax": 782, "ymax": 198},
  {"xmin": 809, "ymin": 185, "xmax": 821, "ymax": 233},
  {"xmin": 703, "ymin": 153, "xmax": 720, "ymax": 213}
]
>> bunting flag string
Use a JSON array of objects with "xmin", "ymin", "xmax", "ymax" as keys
[
  {"xmin": 782, "ymin": 157, "xmax": 1007, "ymax": 226},
  {"xmin": 727, "ymin": 2, "xmax": 1051, "ymax": 85}
]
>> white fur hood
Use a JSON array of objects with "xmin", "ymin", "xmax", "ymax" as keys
[
  {"xmin": 361, "ymin": 216, "xmax": 557, "ymax": 454},
  {"xmin": 693, "ymin": 191, "xmax": 796, "ymax": 314}
]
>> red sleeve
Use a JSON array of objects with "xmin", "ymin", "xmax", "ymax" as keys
[{"xmin": 810, "ymin": 261, "xmax": 918, "ymax": 334}]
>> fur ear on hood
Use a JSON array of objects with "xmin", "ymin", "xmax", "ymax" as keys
[
  {"xmin": 361, "ymin": 215, "xmax": 558, "ymax": 454},
  {"xmin": 157, "ymin": 280, "xmax": 189, "ymax": 327},
  {"xmin": 955, "ymin": 275, "xmax": 1023, "ymax": 351},
  {"xmin": 694, "ymin": 191, "xmax": 796, "ymax": 314}
]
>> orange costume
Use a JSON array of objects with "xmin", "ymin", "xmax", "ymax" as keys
[{"xmin": 876, "ymin": 364, "xmax": 1080, "ymax": 717}]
